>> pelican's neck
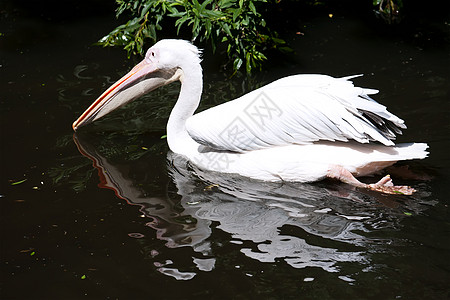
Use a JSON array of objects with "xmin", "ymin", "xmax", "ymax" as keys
[{"xmin": 167, "ymin": 63, "xmax": 203, "ymax": 156}]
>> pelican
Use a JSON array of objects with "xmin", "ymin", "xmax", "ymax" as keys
[{"xmin": 73, "ymin": 39, "xmax": 428, "ymax": 194}]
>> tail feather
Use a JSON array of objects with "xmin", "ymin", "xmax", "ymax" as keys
[{"xmin": 392, "ymin": 143, "xmax": 429, "ymax": 160}]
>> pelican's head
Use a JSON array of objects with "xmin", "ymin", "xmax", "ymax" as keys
[{"xmin": 72, "ymin": 39, "xmax": 202, "ymax": 131}]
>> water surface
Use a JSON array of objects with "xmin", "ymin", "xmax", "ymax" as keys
[{"xmin": 1, "ymin": 2, "xmax": 449, "ymax": 299}]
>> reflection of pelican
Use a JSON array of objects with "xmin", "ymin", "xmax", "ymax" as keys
[
  {"xmin": 72, "ymin": 40, "xmax": 428, "ymax": 194},
  {"xmin": 73, "ymin": 133, "xmax": 428, "ymax": 280}
]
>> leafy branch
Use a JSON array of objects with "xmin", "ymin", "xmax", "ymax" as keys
[{"xmin": 97, "ymin": 0, "xmax": 289, "ymax": 73}]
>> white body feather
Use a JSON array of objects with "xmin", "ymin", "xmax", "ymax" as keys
[
  {"xmin": 188, "ymin": 141, "xmax": 428, "ymax": 182},
  {"xmin": 180, "ymin": 72, "xmax": 427, "ymax": 182}
]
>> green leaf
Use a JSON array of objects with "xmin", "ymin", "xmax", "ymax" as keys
[
  {"xmin": 200, "ymin": 0, "xmax": 213, "ymax": 11},
  {"xmin": 233, "ymin": 57, "xmax": 243, "ymax": 70},
  {"xmin": 249, "ymin": 2, "xmax": 257, "ymax": 14},
  {"xmin": 168, "ymin": 10, "xmax": 186, "ymax": 18},
  {"xmin": 126, "ymin": 17, "xmax": 144, "ymax": 31},
  {"xmin": 211, "ymin": 38, "xmax": 216, "ymax": 53},
  {"xmin": 257, "ymin": 51, "xmax": 267, "ymax": 61},
  {"xmin": 140, "ymin": 2, "xmax": 152, "ymax": 18},
  {"xmin": 81, "ymin": 275, "xmax": 86, "ymax": 280},
  {"xmin": 245, "ymin": 52, "xmax": 252, "ymax": 73},
  {"xmin": 272, "ymin": 37, "xmax": 286, "ymax": 44},
  {"xmin": 242, "ymin": 15, "xmax": 249, "ymax": 26},
  {"xmin": 166, "ymin": 5, "xmax": 178, "ymax": 15},
  {"xmin": 219, "ymin": 0, "xmax": 234, "ymax": 9},
  {"xmin": 11, "ymin": 179, "xmax": 27, "ymax": 185},
  {"xmin": 205, "ymin": 20, "xmax": 212, "ymax": 38},
  {"xmin": 260, "ymin": 18, "xmax": 266, "ymax": 27},
  {"xmin": 205, "ymin": 9, "xmax": 224, "ymax": 19},
  {"xmin": 279, "ymin": 46, "xmax": 294, "ymax": 53},
  {"xmin": 232, "ymin": 8, "xmax": 242, "ymax": 22},
  {"xmin": 175, "ymin": 15, "xmax": 189, "ymax": 33},
  {"xmin": 222, "ymin": 23, "xmax": 232, "ymax": 37}
]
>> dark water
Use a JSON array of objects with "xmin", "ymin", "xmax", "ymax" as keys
[{"xmin": 1, "ymin": 2, "xmax": 450, "ymax": 299}]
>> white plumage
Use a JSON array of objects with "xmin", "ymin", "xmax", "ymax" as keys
[
  {"xmin": 73, "ymin": 39, "xmax": 429, "ymax": 194},
  {"xmin": 186, "ymin": 74, "xmax": 405, "ymax": 152}
]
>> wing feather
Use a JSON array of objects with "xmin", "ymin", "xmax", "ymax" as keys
[{"xmin": 186, "ymin": 75, "xmax": 406, "ymax": 152}]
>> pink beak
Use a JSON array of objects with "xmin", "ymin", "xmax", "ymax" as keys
[{"xmin": 72, "ymin": 60, "xmax": 178, "ymax": 131}]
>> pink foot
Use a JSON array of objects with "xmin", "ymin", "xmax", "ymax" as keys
[
  {"xmin": 368, "ymin": 175, "xmax": 416, "ymax": 195},
  {"xmin": 327, "ymin": 165, "xmax": 416, "ymax": 195}
]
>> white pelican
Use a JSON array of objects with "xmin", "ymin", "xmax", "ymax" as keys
[{"xmin": 73, "ymin": 39, "xmax": 428, "ymax": 194}]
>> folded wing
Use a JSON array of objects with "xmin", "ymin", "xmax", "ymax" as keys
[{"xmin": 186, "ymin": 74, "xmax": 406, "ymax": 152}]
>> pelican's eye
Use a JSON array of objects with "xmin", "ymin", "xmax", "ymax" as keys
[{"xmin": 146, "ymin": 50, "xmax": 156, "ymax": 63}]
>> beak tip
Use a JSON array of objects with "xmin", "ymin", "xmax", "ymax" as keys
[{"xmin": 72, "ymin": 121, "xmax": 79, "ymax": 131}]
